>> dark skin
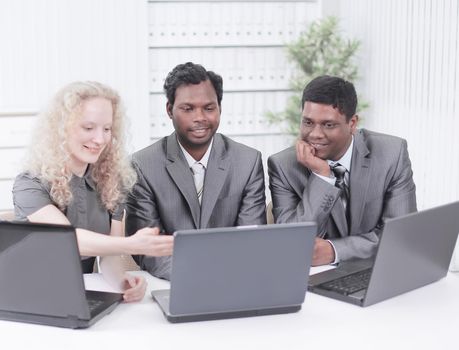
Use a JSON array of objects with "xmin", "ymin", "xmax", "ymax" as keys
[
  {"xmin": 297, "ymin": 101, "xmax": 358, "ymax": 265},
  {"xmin": 166, "ymin": 80, "xmax": 221, "ymax": 161}
]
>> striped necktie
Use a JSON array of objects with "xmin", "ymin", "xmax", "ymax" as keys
[{"xmin": 191, "ymin": 162, "xmax": 205, "ymax": 204}]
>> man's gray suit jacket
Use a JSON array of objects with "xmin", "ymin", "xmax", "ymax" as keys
[
  {"xmin": 268, "ymin": 128, "xmax": 417, "ymax": 261},
  {"xmin": 126, "ymin": 132, "xmax": 267, "ymax": 279}
]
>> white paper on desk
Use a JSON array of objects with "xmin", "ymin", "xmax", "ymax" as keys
[
  {"xmin": 83, "ymin": 273, "xmax": 123, "ymax": 293},
  {"xmin": 309, "ymin": 265, "xmax": 336, "ymax": 275}
]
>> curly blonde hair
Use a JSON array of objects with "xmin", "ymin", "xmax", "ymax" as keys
[{"xmin": 24, "ymin": 81, "xmax": 137, "ymax": 212}]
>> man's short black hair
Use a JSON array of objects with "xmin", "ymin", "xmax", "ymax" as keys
[
  {"xmin": 301, "ymin": 75, "xmax": 357, "ymax": 120},
  {"xmin": 163, "ymin": 62, "xmax": 223, "ymax": 107}
]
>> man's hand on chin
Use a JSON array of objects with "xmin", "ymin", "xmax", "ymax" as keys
[{"xmin": 296, "ymin": 140, "xmax": 331, "ymax": 177}]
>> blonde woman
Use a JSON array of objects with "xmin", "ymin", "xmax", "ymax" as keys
[{"xmin": 13, "ymin": 81, "xmax": 173, "ymax": 302}]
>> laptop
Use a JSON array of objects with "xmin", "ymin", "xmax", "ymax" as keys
[
  {"xmin": 308, "ymin": 201, "xmax": 459, "ymax": 307},
  {"xmin": 151, "ymin": 222, "xmax": 316, "ymax": 323},
  {"xmin": 0, "ymin": 221, "xmax": 123, "ymax": 328}
]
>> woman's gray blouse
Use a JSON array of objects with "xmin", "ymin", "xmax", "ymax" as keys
[{"xmin": 13, "ymin": 171, "xmax": 124, "ymax": 235}]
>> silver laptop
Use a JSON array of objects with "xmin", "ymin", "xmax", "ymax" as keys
[
  {"xmin": 151, "ymin": 223, "xmax": 316, "ymax": 323},
  {"xmin": 308, "ymin": 201, "xmax": 459, "ymax": 307},
  {"xmin": 0, "ymin": 221, "xmax": 122, "ymax": 328}
]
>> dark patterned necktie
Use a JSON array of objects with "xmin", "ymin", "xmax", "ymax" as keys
[{"xmin": 331, "ymin": 163, "xmax": 350, "ymax": 220}]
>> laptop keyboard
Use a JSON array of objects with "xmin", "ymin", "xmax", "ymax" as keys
[
  {"xmin": 318, "ymin": 268, "xmax": 372, "ymax": 295},
  {"xmin": 87, "ymin": 298, "xmax": 105, "ymax": 312}
]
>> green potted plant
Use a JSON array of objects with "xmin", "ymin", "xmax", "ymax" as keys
[{"xmin": 267, "ymin": 16, "xmax": 367, "ymax": 135}]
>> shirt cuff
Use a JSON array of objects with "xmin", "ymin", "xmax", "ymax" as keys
[
  {"xmin": 327, "ymin": 239, "xmax": 340, "ymax": 264},
  {"xmin": 313, "ymin": 172, "xmax": 336, "ymax": 186}
]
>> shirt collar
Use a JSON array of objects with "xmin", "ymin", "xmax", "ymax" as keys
[
  {"xmin": 178, "ymin": 138, "xmax": 213, "ymax": 169},
  {"xmin": 328, "ymin": 136, "xmax": 354, "ymax": 172},
  {"xmin": 71, "ymin": 165, "xmax": 96, "ymax": 190}
]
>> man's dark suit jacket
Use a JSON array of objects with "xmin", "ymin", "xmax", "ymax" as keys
[
  {"xmin": 126, "ymin": 132, "xmax": 266, "ymax": 279},
  {"xmin": 268, "ymin": 129, "xmax": 417, "ymax": 261}
]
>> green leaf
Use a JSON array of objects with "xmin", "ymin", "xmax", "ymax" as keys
[{"xmin": 266, "ymin": 16, "xmax": 369, "ymax": 134}]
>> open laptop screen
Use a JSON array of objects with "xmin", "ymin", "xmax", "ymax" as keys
[{"xmin": 0, "ymin": 221, "xmax": 122, "ymax": 328}]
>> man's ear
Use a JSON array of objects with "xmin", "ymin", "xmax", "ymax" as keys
[
  {"xmin": 166, "ymin": 103, "xmax": 173, "ymax": 118},
  {"xmin": 350, "ymin": 114, "xmax": 359, "ymax": 133}
]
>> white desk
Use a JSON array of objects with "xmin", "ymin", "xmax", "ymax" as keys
[{"xmin": 1, "ymin": 270, "xmax": 458, "ymax": 350}]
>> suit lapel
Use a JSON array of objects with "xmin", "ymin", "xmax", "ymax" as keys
[
  {"xmin": 349, "ymin": 131, "xmax": 371, "ymax": 233},
  {"xmin": 165, "ymin": 134, "xmax": 200, "ymax": 228},
  {"xmin": 200, "ymin": 134, "xmax": 230, "ymax": 228}
]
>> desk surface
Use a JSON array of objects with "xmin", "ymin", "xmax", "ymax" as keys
[{"xmin": 1, "ymin": 269, "xmax": 458, "ymax": 350}]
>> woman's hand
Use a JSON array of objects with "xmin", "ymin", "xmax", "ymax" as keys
[
  {"xmin": 129, "ymin": 227, "xmax": 174, "ymax": 256},
  {"xmin": 122, "ymin": 273, "xmax": 147, "ymax": 303}
]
